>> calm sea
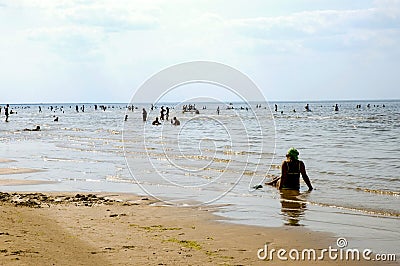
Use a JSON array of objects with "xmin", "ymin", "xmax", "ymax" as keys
[{"xmin": 0, "ymin": 100, "xmax": 399, "ymax": 254}]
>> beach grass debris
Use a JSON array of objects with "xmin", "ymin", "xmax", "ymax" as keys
[
  {"xmin": 163, "ymin": 238, "xmax": 202, "ymax": 250},
  {"xmin": 129, "ymin": 224, "xmax": 182, "ymax": 231}
]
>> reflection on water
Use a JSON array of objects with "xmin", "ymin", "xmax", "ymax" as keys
[{"xmin": 280, "ymin": 190, "xmax": 309, "ymax": 226}]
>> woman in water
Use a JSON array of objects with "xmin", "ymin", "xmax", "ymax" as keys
[{"xmin": 267, "ymin": 148, "xmax": 313, "ymax": 191}]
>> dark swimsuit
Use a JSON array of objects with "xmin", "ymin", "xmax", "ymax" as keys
[{"xmin": 282, "ymin": 161, "xmax": 301, "ymax": 190}]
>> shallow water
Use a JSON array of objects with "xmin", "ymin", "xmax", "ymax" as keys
[{"xmin": 0, "ymin": 101, "xmax": 399, "ymax": 254}]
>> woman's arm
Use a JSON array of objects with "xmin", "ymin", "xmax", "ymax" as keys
[{"xmin": 300, "ymin": 161, "xmax": 313, "ymax": 190}]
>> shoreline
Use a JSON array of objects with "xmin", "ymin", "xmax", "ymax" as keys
[
  {"xmin": 1, "ymin": 162, "xmax": 399, "ymax": 264},
  {"xmin": 0, "ymin": 191, "xmax": 370, "ymax": 265}
]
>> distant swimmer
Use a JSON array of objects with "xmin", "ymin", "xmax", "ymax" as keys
[
  {"xmin": 142, "ymin": 108, "xmax": 147, "ymax": 122},
  {"xmin": 54, "ymin": 116, "xmax": 59, "ymax": 122},
  {"xmin": 23, "ymin": 125, "xmax": 41, "ymax": 131},
  {"xmin": 38, "ymin": 106, "xmax": 42, "ymax": 113},
  {"xmin": 166, "ymin": 107, "xmax": 170, "ymax": 121},
  {"xmin": 124, "ymin": 115, "xmax": 128, "ymax": 121},
  {"xmin": 171, "ymin": 117, "xmax": 180, "ymax": 126},
  {"xmin": 266, "ymin": 148, "xmax": 313, "ymax": 191},
  {"xmin": 4, "ymin": 104, "xmax": 9, "ymax": 122},
  {"xmin": 275, "ymin": 104, "xmax": 278, "ymax": 112},
  {"xmin": 217, "ymin": 106, "xmax": 220, "ymax": 115},
  {"xmin": 334, "ymin": 104, "xmax": 339, "ymax": 112},
  {"xmin": 305, "ymin": 104, "xmax": 311, "ymax": 112},
  {"xmin": 160, "ymin": 106, "xmax": 165, "ymax": 121},
  {"xmin": 152, "ymin": 117, "xmax": 161, "ymax": 126}
]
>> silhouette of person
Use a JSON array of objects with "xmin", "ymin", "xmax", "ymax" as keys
[
  {"xmin": 171, "ymin": 117, "xmax": 180, "ymax": 126},
  {"xmin": 152, "ymin": 117, "xmax": 161, "ymax": 125},
  {"xmin": 166, "ymin": 107, "xmax": 170, "ymax": 121},
  {"xmin": 266, "ymin": 148, "xmax": 313, "ymax": 191},
  {"xmin": 142, "ymin": 108, "xmax": 147, "ymax": 122},
  {"xmin": 5, "ymin": 104, "xmax": 9, "ymax": 122},
  {"xmin": 160, "ymin": 106, "xmax": 165, "ymax": 121},
  {"xmin": 23, "ymin": 125, "xmax": 41, "ymax": 131},
  {"xmin": 334, "ymin": 104, "xmax": 339, "ymax": 112}
]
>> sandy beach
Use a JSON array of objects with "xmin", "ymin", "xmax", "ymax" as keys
[{"xmin": 2, "ymin": 189, "xmax": 391, "ymax": 265}]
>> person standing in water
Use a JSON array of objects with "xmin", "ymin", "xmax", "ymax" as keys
[
  {"xmin": 160, "ymin": 106, "xmax": 165, "ymax": 121},
  {"xmin": 266, "ymin": 148, "xmax": 313, "ymax": 191},
  {"xmin": 4, "ymin": 104, "xmax": 9, "ymax": 122},
  {"xmin": 334, "ymin": 104, "xmax": 339, "ymax": 112},
  {"xmin": 166, "ymin": 107, "xmax": 170, "ymax": 121},
  {"xmin": 142, "ymin": 108, "xmax": 147, "ymax": 122}
]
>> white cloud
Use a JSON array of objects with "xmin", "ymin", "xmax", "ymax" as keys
[
  {"xmin": 11, "ymin": 1, "xmax": 162, "ymax": 62},
  {"xmin": 58, "ymin": 4, "xmax": 160, "ymax": 32},
  {"xmin": 230, "ymin": 7, "xmax": 399, "ymax": 38},
  {"xmin": 27, "ymin": 26, "xmax": 105, "ymax": 61},
  {"xmin": 226, "ymin": 4, "xmax": 400, "ymax": 56}
]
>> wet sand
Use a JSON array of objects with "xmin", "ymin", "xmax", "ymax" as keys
[
  {"xmin": 0, "ymin": 166, "xmax": 50, "ymax": 186},
  {"xmin": 0, "ymin": 168, "xmax": 43, "ymax": 176},
  {"xmin": 0, "ymin": 159, "xmax": 16, "ymax": 163}
]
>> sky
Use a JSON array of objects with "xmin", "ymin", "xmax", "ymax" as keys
[{"xmin": 0, "ymin": 0, "xmax": 400, "ymax": 103}]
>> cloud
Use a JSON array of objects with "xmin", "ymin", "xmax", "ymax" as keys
[
  {"xmin": 230, "ymin": 7, "xmax": 399, "ymax": 38},
  {"xmin": 27, "ymin": 26, "xmax": 105, "ymax": 61},
  {"xmin": 10, "ymin": 0, "xmax": 161, "ymax": 32},
  {"xmin": 14, "ymin": 1, "xmax": 161, "ymax": 62},
  {"xmin": 59, "ymin": 4, "xmax": 160, "ymax": 32},
  {"xmin": 226, "ymin": 4, "xmax": 400, "ymax": 54}
]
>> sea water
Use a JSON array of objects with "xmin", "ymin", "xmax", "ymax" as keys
[{"xmin": 0, "ymin": 101, "xmax": 399, "ymax": 254}]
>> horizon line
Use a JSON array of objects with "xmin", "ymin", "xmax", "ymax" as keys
[{"xmin": 1, "ymin": 98, "xmax": 399, "ymax": 105}]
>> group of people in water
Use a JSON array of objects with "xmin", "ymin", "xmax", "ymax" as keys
[
  {"xmin": 270, "ymin": 102, "xmax": 386, "ymax": 115},
  {"xmin": 147, "ymin": 105, "xmax": 180, "ymax": 126}
]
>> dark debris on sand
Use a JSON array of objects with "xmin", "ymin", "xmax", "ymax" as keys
[{"xmin": 0, "ymin": 192, "xmax": 117, "ymax": 208}]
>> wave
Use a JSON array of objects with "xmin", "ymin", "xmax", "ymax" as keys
[
  {"xmin": 355, "ymin": 187, "xmax": 399, "ymax": 197},
  {"xmin": 308, "ymin": 201, "xmax": 400, "ymax": 218}
]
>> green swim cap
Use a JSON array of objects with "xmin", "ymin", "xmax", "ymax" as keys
[{"xmin": 287, "ymin": 147, "xmax": 299, "ymax": 160}]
